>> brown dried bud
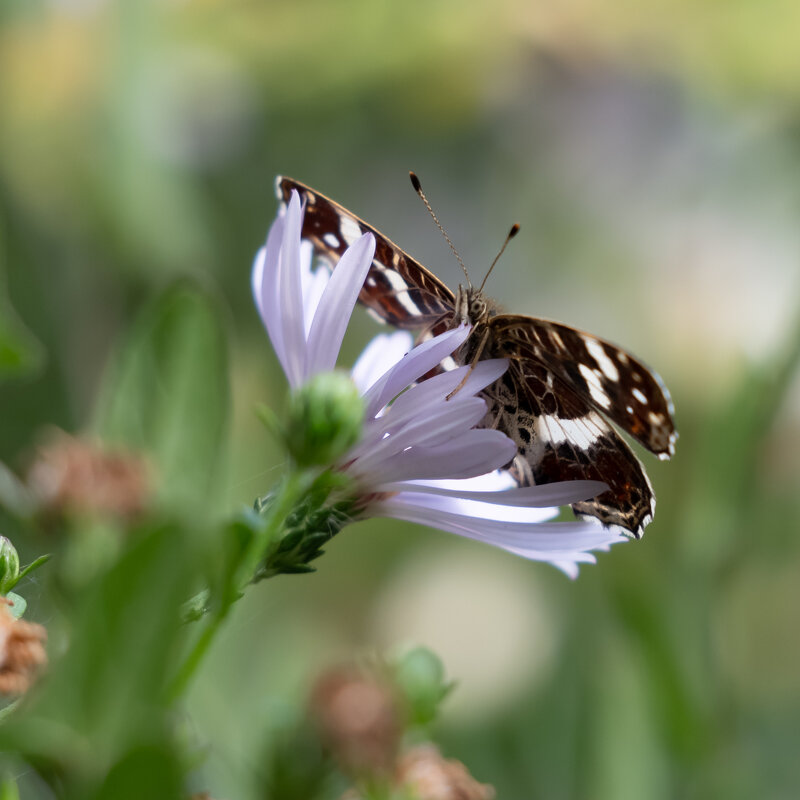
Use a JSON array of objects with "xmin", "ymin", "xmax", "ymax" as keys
[
  {"xmin": 310, "ymin": 666, "xmax": 401, "ymax": 777},
  {"xmin": 395, "ymin": 744, "xmax": 496, "ymax": 800},
  {"xmin": 27, "ymin": 429, "xmax": 150, "ymax": 520},
  {"xmin": 0, "ymin": 600, "xmax": 47, "ymax": 696}
]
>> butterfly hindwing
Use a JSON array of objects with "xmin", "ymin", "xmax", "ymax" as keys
[
  {"xmin": 277, "ymin": 177, "xmax": 455, "ymax": 329},
  {"xmin": 481, "ymin": 353, "xmax": 655, "ymax": 538},
  {"xmin": 490, "ymin": 315, "xmax": 676, "ymax": 459}
]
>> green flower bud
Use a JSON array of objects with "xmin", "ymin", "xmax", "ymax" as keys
[
  {"xmin": 392, "ymin": 646, "xmax": 453, "ymax": 727},
  {"xmin": 284, "ymin": 372, "xmax": 363, "ymax": 468},
  {"xmin": 0, "ymin": 537, "xmax": 20, "ymax": 595}
]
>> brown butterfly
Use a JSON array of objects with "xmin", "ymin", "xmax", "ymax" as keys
[{"xmin": 276, "ymin": 175, "xmax": 676, "ymax": 538}]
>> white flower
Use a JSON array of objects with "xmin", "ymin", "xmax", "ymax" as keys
[{"xmin": 252, "ymin": 190, "xmax": 626, "ymax": 576}]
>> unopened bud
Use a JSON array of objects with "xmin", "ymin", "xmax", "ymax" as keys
[
  {"xmin": 284, "ymin": 372, "xmax": 363, "ymax": 468},
  {"xmin": 0, "ymin": 538, "xmax": 20, "ymax": 595},
  {"xmin": 393, "ymin": 646, "xmax": 452, "ymax": 726}
]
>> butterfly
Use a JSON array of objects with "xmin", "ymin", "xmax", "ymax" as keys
[{"xmin": 276, "ymin": 175, "xmax": 677, "ymax": 538}]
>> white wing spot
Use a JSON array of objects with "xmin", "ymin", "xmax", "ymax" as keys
[
  {"xmin": 632, "ymin": 388, "xmax": 648, "ymax": 404},
  {"xmin": 323, "ymin": 232, "xmax": 340, "ymax": 248},
  {"xmin": 648, "ymin": 411, "xmax": 664, "ymax": 425},
  {"xmin": 339, "ymin": 216, "xmax": 362, "ymax": 247},
  {"xmin": 535, "ymin": 415, "xmax": 596, "ymax": 451},
  {"xmin": 626, "ymin": 405, "xmax": 634, "ymax": 414},
  {"xmin": 584, "ymin": 337, "xmax": 620, "ymax": 381},
  {"xmin": 378, "ymin": 268, "xmax": 421, "ymax": 315},
  {"xmin": 579, "ymin": 364, "xmax": 611, "ymax": 409}
]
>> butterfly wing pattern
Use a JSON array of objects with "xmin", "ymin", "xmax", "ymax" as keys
[
  {"xmin": 276, "ymin": 176, "xmax": 676, "ymax": 539},
  {"xmin": 276, "ymin": 177, "xmax": 454, "ymax": 330}
]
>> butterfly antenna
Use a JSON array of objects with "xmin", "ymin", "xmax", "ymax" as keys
[
  {"xmin": 409, "ymin": 171, "xmax": 472, "ymax": 287},
  {"xmin": 478, "ymin": 223, "xmax": 520, "ymax": 292}
]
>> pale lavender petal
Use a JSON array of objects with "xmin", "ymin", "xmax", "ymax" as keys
[
  {"xmin": 378, "ymin": 479, "xmax": 608, "ymax": 508},
  {"xmin": 305, "ymin": 233, "xmax": 376, "ymax": 379},
  {"xmin": 300, "ymin": 243, "xmax": 329, "ymax": 337},
  {"xmin": 349, "ymin": 398, "xmax": 488, "ymax": 474},
  {"xmin": 385, "ymin": 359, "xmax": 508, "ymax": 421},
  {"xmin": 377, "ymin": 493, "xmax": 627, "ymax": 551},
  {"xmin": 362, "ymin": 326, "xmax": 471, "ymax": 418},
  {"xmin": 360, "ymin": 429, "xmax": 516, "ymax": 483},
  {"xmin": 410, "ymin": 471, "xmax": 518, "ymax": 492},
  {"xmin": 351, "ymin": 331, "xmax": 414, "ymax": 394},
  {"xmin": 252, "ymin": 214, "xmax": 291, "ymax": 377},
  {"xmin": 279, "ymin": 192, "xmax": 307, "ymax": 388},
  {"xmin": 384, "ymin": 489, "xmax": 559, "ymax": 523}
]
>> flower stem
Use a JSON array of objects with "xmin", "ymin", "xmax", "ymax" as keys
[{"xmin": 168, "ymin": 469, "xmax": 313, "ymax": 702}]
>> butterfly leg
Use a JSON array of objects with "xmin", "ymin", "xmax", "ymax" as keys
[{"xmin": 445, "ymin": 326, "xmax": 491, "ymax": 401}]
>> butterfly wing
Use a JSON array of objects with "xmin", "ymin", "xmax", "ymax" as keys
[
  {"xmin": 277, "ymin": 177, "xmax": 455, "ymax": 329},
  {"xmin": 490, "ymin": 315, "xmax": 676, "ymax": 459},
  {"xmin": 481, "ymin": 353, "xmax": 655, "ymax": 538}
]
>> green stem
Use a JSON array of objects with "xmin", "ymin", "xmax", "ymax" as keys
[{"xmin": 168, "ymin": 469, "xmax": 313, "ymax": 702}]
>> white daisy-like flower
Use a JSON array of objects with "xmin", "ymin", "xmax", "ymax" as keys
[{"xmin": 252, "ymin": 190, "xmax": 627, "ymax": 576}]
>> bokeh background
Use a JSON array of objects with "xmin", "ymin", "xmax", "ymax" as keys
[{"xmin": 2, "ymin": 1, "xmax": 800, "ymax": 798}]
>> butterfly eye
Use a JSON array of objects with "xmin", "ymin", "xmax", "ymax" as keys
[{"xmin": 469, "ymin": 298, "xmax": 486, "ymax": 318}]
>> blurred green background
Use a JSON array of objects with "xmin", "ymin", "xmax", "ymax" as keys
[{"xmin": 2, "ymin": 1, "xmax": 800, "ymax": 798}]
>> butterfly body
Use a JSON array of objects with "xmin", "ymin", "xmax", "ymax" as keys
[{"xmin": 276, "ymin": 176, "xmax": 676, "ymax": 539}]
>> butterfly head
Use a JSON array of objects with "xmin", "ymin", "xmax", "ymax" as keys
[{"xmin": 454, "ymin": 285, "xmax": 492, "ymax": 326}]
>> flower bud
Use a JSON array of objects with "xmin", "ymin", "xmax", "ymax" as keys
[
  {"xmin": 392, "ymin": 646, "xmax": 452, "ymax": 726},
  {"xmin": 284, "ymin": 372, "xmax": 363, "ymax": 468},
  {"xmin": 0, "ymin": 538, "xmax": 20, "ymax": 595}
]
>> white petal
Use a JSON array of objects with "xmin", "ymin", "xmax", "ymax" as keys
[
  {"xmin": 351, "ymin": 332, "xmax": 414, "ymax": 394},
  {"xmin": 410, "ymin": 471, "xmax": 518, "ymax": 492},
  {"xmin": 361, "ymin": 429, "xmax": 516, "ymax": 483},
  {"xmin": 385, "ymin": 359, "xmax": 508, "ymax": 421},
  {"xmin": 349, "ymin": 397, "xmax": 489, "ymax": 475},
  {"xmin": 377, "ymin": 494, "xmax": 626, "ymax": 555},
  {"xmin": 279, "ymin": 192, "xmax": 308, "ymax": 388},
  {"xmin": 379, "ymin": 479, "xmax": 609, "ymax": 508},
  {"xmin": 305, "ymin": 233, "xmax": 376, "ymax": 379},
  {"xmin": 300, "ymin": 244, "xmax": 330, "ymax": 338},
  {"xmin": 362, "ymin": 326, "xmax": 471, "ymax": 418},
  {"xmin": 385, "ymin": 490, "xmax": 559, "ymax": 523},
  {"xmin": 252, "ymin": 214, "xmax": 292, "ymax": 378}
]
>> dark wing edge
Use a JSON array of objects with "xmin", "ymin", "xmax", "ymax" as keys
[
  {"xmin": 276, "ymin": 177, "xmax": 455, "ymax": 330},
  {"xmin": 490, "ymin": 314, "xmax": 677, "ymax": 460}
]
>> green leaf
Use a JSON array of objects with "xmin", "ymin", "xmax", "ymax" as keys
[
  {"xmin": 93, "ymin": 281, "xmax": 230, "ymax": 516},
  {"xmin": 14, "ymin": 554, "xmax": 50, "ymax": 587},
  {"xmin": 91, "ymin": 744, "xmax": 183, "ymax": 800},
  {"xmin": 0, "ymin": 775, "xmax": 20, "ymax": 800},
  {"xmin": 0, "ymin": 296, "xmax": 43, "ymax": 382}
]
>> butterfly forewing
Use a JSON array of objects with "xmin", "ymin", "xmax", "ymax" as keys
[
  {"xmin": 275, "ymin": 176, "xmax": 676, "ymax": 539},
  {"xmin": 277, "ymin": 177, "xmax": 455, "ymax": 329},
  {"xmin": 490, "ymin": 315, "xmax": 677, "ymax": 459}
]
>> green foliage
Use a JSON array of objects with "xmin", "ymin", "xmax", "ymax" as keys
[
  {"xmin": 0, "ymin": 290, "xmax": 43, "ymax": 383},
  {"xmin": 94, "ymin": 282, "xmax": 230, "ymax": 517}
]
